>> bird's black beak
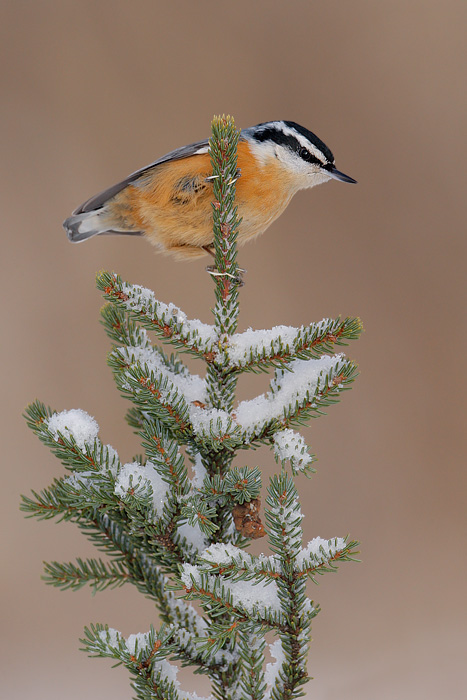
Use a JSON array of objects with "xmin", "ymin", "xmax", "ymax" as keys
[{"xmin": 328, "ymin": 166, "xmax": 357, "ymax": 184}]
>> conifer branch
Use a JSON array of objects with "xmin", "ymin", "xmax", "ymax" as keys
[
  {"xmin": 82, "ymin": 624, "xmax": 184, "ymax": 700},
  {"xmin": 194, "ymin": 536, "xmax": 357, "ymax": 585},
  {"xmin": 43, "ymin": 557, "xmax": 132, "ymax": 592},
  {"xmin": 234, "ymin": 355, "xmax": 358, "ymax": 445},
  {"xmin": 225, "ymin": 316, "xmax": 363, "ymax": 374},
  {"xmin": 21, "ymin": 480, "xmax": 80, "ymax": 521},
  {"xmin": 178, "ymin": 568, "xmax": 288, "ymax": 633},
  {"xmin": 109, "ymin": 353, "xmax": 194, "ymax": 439},
  {"xmin": 97, "ymin": 271, "xmax": 218, "ymax": 362},
  {"xmin": 101, "ymin": 303, "xmax": 190, "ymax": 377},
  {"xmin": 239, "ymin": 629, "xmax": 267, "ymax": 700},
  {"xmin": 265, "ymin": 473, "xmax": 312, "ymax": 699}
]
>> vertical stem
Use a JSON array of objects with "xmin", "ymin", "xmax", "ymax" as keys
[
  {"xmin": 204, "ymin": 116, "xmax": 244, "ymax": 698},
  {"xmin": 205, "ymin": 115, "xmax": 242, "ymax": 414},
  {"xmin": 266, "ymin": 474, "xmax": 311, "ymax": 700},
  {"xmin": 203, "ymin": 114, "xmax": 242, "ymax": 521},
  {"xmin": 209, "ymin": 115, "xmax": 241, "ymax": 335},
  {"xmin": 239, "ymin": 629, "xmax": 266, "ymax": 700}
]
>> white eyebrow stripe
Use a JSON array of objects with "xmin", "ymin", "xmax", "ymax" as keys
[{"xmin": 261, "ymin": 121, "xmax": 327, "ymax": 163}]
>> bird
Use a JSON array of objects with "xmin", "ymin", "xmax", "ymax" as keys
[{"xmin": 63, "ymin": 120, "xmax": 356, "ymax": 260}]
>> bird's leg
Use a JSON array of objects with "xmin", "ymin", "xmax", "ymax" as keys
[{"xmin": 202, "ymin": 244, "xmax": 216, "ymax": 258}]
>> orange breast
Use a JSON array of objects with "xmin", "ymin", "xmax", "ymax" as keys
[
  {"xmin": 235, "ymin": 141, "xmax": 297, "ymax": 244},
  {"xmin": 107, "ymin": 140, "xmax": 296, "ymax": 258}
]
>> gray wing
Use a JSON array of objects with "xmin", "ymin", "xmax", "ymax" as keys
[{"xmin": 73, "ymin": 138, "xmax": 211, "ymax": 214}]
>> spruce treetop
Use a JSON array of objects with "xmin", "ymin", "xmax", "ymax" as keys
[{"xmin": 23, "ymin": 116, "xmax": 361, "ymax": 700}]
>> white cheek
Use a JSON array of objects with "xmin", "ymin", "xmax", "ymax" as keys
[
  {"xmin": 249, "ymin": 139, "xmax": 331, "ymax": 190},
  {"xmin": 247, "ymin": 140, "xmax": 278, "ymax": 166},
  {"xmin": 309, "ymin": 170, "xmax": 332, "ymax": 186},
  {"xmin": 294, "ymin": 170, "xmax": 329, "ymax": 190},
  {"xmin": 276, "ymin": 149, "xmax": 331, "ymax": 189},
  {"xmin": 275, "ymin": 147, "xmax": 306, "ymax": 174}
]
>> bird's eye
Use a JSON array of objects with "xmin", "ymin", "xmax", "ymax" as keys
[
  {"xmin": 299, "ymin": 147, "xmax": 310, "ymax": 160},
  {"xmin": 297, "ymin": 147, "xmax": 321, "ymax": 166}
]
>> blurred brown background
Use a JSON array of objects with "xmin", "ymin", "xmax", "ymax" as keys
[{"xmin": 1, "ymin": 1, "xmax": 465, "ymax": 698}]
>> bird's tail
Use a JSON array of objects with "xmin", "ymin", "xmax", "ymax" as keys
[
  {"xmin": 63, "ymin": 209, "xmax": 142, "ymax": 243},
  {"xmin": 63, "ymin": 210, "xmax": 105, "ymax": 242}
]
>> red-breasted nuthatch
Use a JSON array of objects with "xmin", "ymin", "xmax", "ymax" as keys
[{"xmin": 64, "ymin": 121, "xmax": 356, "ymax": 260}]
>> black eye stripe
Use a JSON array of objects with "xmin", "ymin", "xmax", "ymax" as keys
[
  {"xmin": 252, "ymin": 123, "xmax": 331, "ymax": 166},
  {"xmin": 283, "ymin": 121, "xmax": 334, "ymax": 162},
  {"xmin": 298, "ymin": 147, "xmax": 321, "ymax": 165}
]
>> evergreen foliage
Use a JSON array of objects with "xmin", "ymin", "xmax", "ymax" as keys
[{"xmin": 23, "ymin": 116, "xmax": 361, "ymax": 700}]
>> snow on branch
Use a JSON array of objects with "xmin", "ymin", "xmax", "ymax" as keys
[
  {"xmin": 225, "ymin": 316, "xmax": 362, "ymax": 371},
  {"xmin": 109, "ymin": 349, "xmax": 194, "ymax": 439},
  {"xmin": 83, "ymin": 624, "xmax": 188, "ymax": 700},
  {"xmin": 179, "ymin": 564, "xmax": 286, "ymax": 628},
  {"xmin": 114, "ymin": 344, "xmax": 207, "ymax": 406},
  {"xmin": 272, "ymin": 429, "xmax": 315, "ymax": 475},
  {"xmin": 107, "ymin": 349, "xmax": 357, "ymax": 458},
  {"xmin": 47, "ymin": 408, "xmax": 99, "ymax": 450},
  {"xmin": 23, "ymin": 402, "xmax": 205, "ymax": 568},
  {"xmin": 97, "ymin": 272, "xmax": 218, "ymax": 360},
  {"xmin": 24, "ymin": 401, "xmax": 121, "ymax": 477},
  {"xmin": 235, "ymin": 354, "xmax": 357, "ymax": 441},
  {"xmin": 101, "ymin": 303, "xmax": 192, "ymax": 379},
  {"xmin": 114, "ymin": 460, "xmax": 171, "ymax": 521},
  {"xmin": 197, "ymin": 542, "xmax": 281, "ymax": 582},
  {"xmin": 296, "ymin": 537, "xmax": 360, "ymax": 579}
]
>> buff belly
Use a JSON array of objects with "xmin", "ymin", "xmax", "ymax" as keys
[{"xmin": 105, "ymin": 143, "xmax": 296, "ymax": 260}]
